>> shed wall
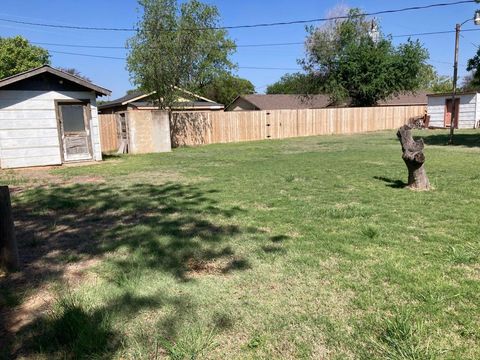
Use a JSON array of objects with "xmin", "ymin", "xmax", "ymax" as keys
[
  {"xmin": 0, "ymin": 90, "xmax": 102, "ymax": 169},
  {"xmin": 476, "ymin": 94, "xmax": 480, "ymax": 128},
  {"xmin": 127, "ymin": 110, "xmax": 171, "ymax": 154},
  {"xmin": 427, "ymin": 94, "xmax": 477, "ymax": 129}
]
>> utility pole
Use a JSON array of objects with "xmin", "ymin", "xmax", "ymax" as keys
[
  {"xmin": 448, "ymin": 24, "xmax": 461, "ymax": 145},
  {"xmin": 448, "ymin": 7, "xmax": 480, "ymax": 144}
]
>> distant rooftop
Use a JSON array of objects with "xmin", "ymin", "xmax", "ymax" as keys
[{"xmin": 228, "ymin": 94, "xmax": 331, "ymax": 111}]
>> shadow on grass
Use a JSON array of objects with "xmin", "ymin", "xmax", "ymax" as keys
[
  {"xmin": 101, "ymin": 153, "xmax": 126, "ymax": 161},
  {"xmin": 0, "ymin": 181, "xmax": 253, "ymax": 358},
  {"xmin": 421, "ymin": 132, "xmax": 480, "ymax": 147},
  {"xmin": 373, "ymin": 176, "xmax": 407, "ymax": 189}
]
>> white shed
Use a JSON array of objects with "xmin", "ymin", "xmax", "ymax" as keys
[
  {"xmin": 427, "ymin": 92, "xmax": 480, "ymax": 129},
  {"xmin": 0, "ymin": 65, "xmax": 111, "ymax": 169}
]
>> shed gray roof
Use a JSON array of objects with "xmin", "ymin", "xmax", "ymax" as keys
[
  {"xmin": 98, "ymin": 90, "xmax": 145, "ymax": 109},
  {"xmin": 99, "ymin": 89, "xmax": 223, "ymax": 111},
  {"xmin": 0, "ymin": 65, "xmax": 111, "ymax": 96},
  {"xmin": 131, "ymin": 101, "xmax": 224, "ymax": 109}
]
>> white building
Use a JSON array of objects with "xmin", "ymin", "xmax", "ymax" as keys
[
  {"xmin": 427, "ymin": 92, "xmax": 480, "ymax": 129},
  {"xmin": 0, "ymin": 65, "xmax": 110, "ymax": 169}
]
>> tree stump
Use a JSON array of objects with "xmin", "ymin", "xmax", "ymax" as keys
[
  {"xmin": 0, "ymin": 186, "xmax": 19, "ymax": 271},
  {"xmin": 396, "ymin": 125, "xmax": 430, "ymax": 190}
]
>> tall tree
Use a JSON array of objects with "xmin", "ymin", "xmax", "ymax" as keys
[
  {"xmin": 466, "ymin": 48, "xmax": 480, "ymax": 90},
  {"xmin": 0, "ymin": 36, "xmax": 50, "ymax": 79},
  {"xmin": 419, "ymin": 65, "xmax": 452, "ymax": 93},
  {"xmin": 200, "ymin": 75, "xmax": 254, "ymax": 105},
  {"xmin": 266, "ymin": 73, "xmax": 321, "ymax": 94},
  {"xmin": 301, "ymin": 9, "xmax": 429, "ymax": 106},
  {"xmin": 127, "ymin": 0, "xmax": 236, "ymax": 110}
]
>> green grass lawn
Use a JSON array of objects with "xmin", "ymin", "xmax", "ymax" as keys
[{"xmin": 1, "ymin": 130, "xmax": 479, "ymax": 359}]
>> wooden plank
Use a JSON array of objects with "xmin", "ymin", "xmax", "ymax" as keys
[
  {"xmin": 1, "ymin": 155, "xmax": 61, "ymax": 169},
  {"xmin": 0, "ymin": 186, "xmax": 19, "ymax": 271},
  {"xmin": 161, "ymin": 105, "xmax": 427, "ymax": 146},
  {"xmin": 98, "ymin": 113, "xmax": 119, "ymax": 152}
]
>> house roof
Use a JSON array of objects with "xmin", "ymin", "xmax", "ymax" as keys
[
  {"xmin": 427, "ymin": 91, "xmax": 479, "ymax": 97},
  {"xmin": 98, "ymin": 88, "xmax": 221, "ymax": 111},
  {"xmin": 0, "ymin": 65, "xmax": 111, "ymax": 96},
  {"xmin": 378, "ymin": 91, "xmax": 428, "ymax": 106},
  {"xmin": 228, "ymin": 94, "xmax": 331, "ymax": 110},
  {"xmin": 131, "ymin": 101, "xmax": 224, "ymax": 110}
]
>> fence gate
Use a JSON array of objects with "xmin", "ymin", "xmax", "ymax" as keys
[{"xmin": 116, "ymin": 113, "xmax": 130, "ymax": 153}]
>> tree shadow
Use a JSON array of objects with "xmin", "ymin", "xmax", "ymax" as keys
[
  {"xmin": 373, "ymin": 176, "xmax": 407, "ymax": 189},
  {"xmin": 0, "ymin": 181, "xmax": 253, "ymax": 358},
  {"xmin": 421, "ymin": 132, "xmax": 480, "ymax": 147}
]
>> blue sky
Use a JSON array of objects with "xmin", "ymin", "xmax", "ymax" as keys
[{"xmin": 0, "ymin": 0, "xmax": 479, "ymax": 99}]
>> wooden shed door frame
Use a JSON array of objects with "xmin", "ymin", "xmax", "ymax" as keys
[
  {"xmin": 444, "ymin": 98, "xmax": 460, "ymax": 128},
  {"xmin": 116, "ymin": 112, "xmax": 130, "ymax": 153},
  {"xmin": 55, "ymin": 100, "xmax": 93, "ymax": 163}
]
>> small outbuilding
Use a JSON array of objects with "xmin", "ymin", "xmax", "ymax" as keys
[
  {"xmin": 427, "ymin": 92, "xmax": 480, "ymax": 129},
  {"xmin": 0, "ymin": 65, "xmax": 111, "ymax": 169},
  {"xmin": 97, "ymin": 89, "xmax": 223, "ymax": 154}
]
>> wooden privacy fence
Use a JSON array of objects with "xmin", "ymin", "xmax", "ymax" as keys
[
  {"xmin": 171, "ymin": 105, "xmax": 426, "ymax": 147},
  {"xmin": 98, "ymin": 113, "xmax": 118, "ymax": 152},
  {"xmin": 99, "ymin": 105, "xmax": 426, "ymax": 151}
]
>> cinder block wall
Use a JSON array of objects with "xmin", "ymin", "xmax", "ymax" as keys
[{"xmin": 127, "ymin": 110, "xmax": 171, "ymax": 154}]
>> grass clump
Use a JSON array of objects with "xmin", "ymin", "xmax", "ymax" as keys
[{"xmin": 372, "ymin": 312, "xmax": 435, "ymax": 360}]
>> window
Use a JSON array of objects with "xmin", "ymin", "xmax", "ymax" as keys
[{"xmin": 61, "ymin": 105, "xmax": 86, "ymax": 132}]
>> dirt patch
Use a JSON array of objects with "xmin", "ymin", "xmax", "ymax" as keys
[
  {"xmin": 3, "ymin": 257, "xmax": 100, "ymax": 331},
  {"xmin": 187, "ymin": 258, "xmax": 223, "ymax": 276},
  {"xmin": 4, "ymin": 167, "xmax": 105, "ymax": 193},
  {"xmin": 186, "ymin": 256, "xmax": 251, "ymax": 278}
]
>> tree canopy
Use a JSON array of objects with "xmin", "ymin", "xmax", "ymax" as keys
[
  {"xmin": 0, "ymin": 36, "xmax": 50, "ymax": 79},
  {"xmin": 266, "ymin": 73, "xmax": 321, "ymax": 95},
  {"xmin": 466, "ymin": 48, "xmax": 480, "ymax": 90},
  {"xmin": 199, "ymin": 75, "xmax": 254, "ymax": 105},
  {"xmin": 419, "ymin": 65, "xmax": 452, "ymax": 93},
  {"xmin": 301, "ymin": 9, "xmax": 429, "ymax": 106},
  {"xmin": 127, "ymin": 0, "xmax": 236, "ymax": 110}
]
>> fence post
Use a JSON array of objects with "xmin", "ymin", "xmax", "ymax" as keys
[{"xmin": 0, "ymin": 186, "xmax": 19, "ymax": 271}]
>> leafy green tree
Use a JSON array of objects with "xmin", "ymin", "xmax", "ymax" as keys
[
  {"xmin": 127, "ymin": 0, "xmax": 236, "ymax": 110},
  {"xmin": 200, "ymin": 75, "xmax": 254, "ymax": 105},
  {"xmin": 419, "ymin": 65, "xmax": 452, "ymax": 93},
  {"xmin": 0, "ymin": 36, "xmax": 50, "ymax": 79},
  {"xmin": 466, "ymin": 48, "xmax": 480, "ymax": 90},
  {"xmin": 266, "ymin": 73, "xmax": 321, "ymax": 94},
  {"xmin": 301, "ymin": 9, "xmax": 429, "ymax": 106},
  {"xmin": 462, "ymin": 73, "xmax": 479, "ymax": 91}
]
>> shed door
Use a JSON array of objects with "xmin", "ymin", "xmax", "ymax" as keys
[
  {"xmin": 58, "ymin": 103, "xmax": 93, "ymax": 162},
  {"xmin": 445, "ymin": 98, "xmax": 460, "ymax": 128}
]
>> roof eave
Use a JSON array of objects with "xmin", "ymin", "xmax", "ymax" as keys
[{"xmin": 0, "ymin": 65, "xmax": 111, "ymax": 96}]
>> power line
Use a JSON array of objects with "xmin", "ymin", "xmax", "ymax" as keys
[
  {"xmin": 33, "ymin": 42, "xmax": 127, "ymax": 49},
  {"xmin": 393, "ymin": 27, "xmax": 480, "ymax": 38},
  {"xmin": 0, "ymin": 1, "xmax": 475, "ymax": 32},
  {"xmin": 49, "ymin": 50, "xmax": 125, "ymax": 60},
  {"xmin": 48, "ymin": 50, "xmax": 303, "ymax": 70},
  {"xmin": 49, "ymin": 49, "xmax": 464, "ymax": 72},
  {"xmin": 30, "ymin": 28, "xmax": 480, "ymax": 51}
]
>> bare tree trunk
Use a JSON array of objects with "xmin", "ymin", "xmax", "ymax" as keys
[
  {"xmin": 0, "ymin": 186, "xmax": 19, "ymax": 271},
  {"xmin": 396, "ymin": 125, "xmax": 430, "ymax": 191}
]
